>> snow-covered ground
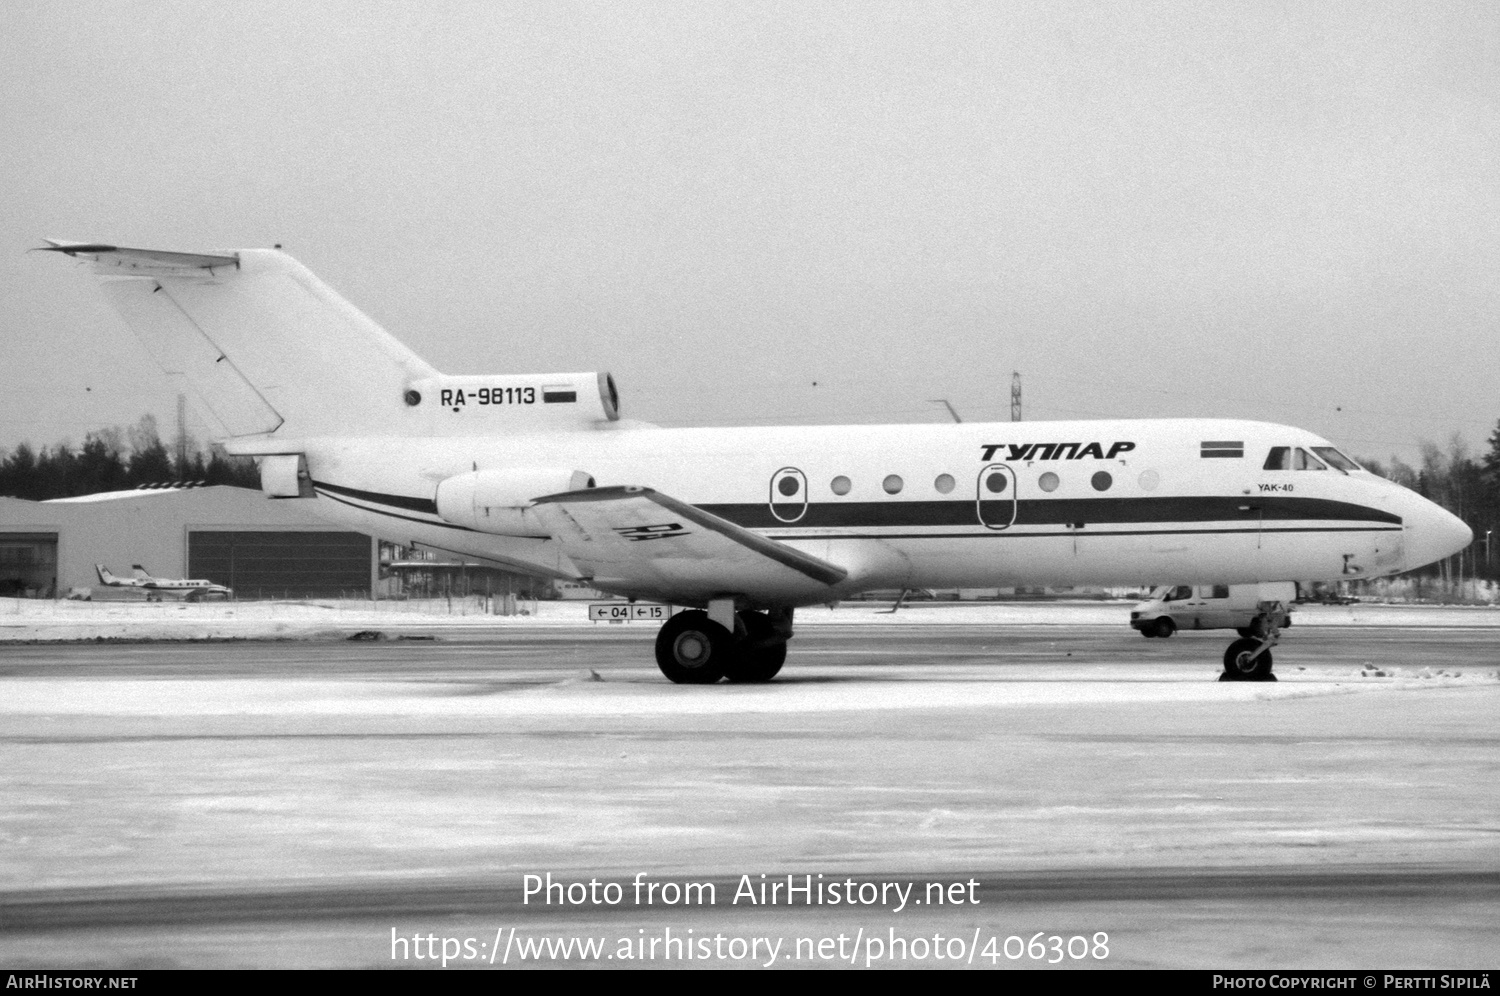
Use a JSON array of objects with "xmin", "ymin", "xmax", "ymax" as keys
[
  {"xmin": 3, "ymin": 595, "xmax": 1499, "ymax": 641},
  {"xmin": 4, "ymin": 602, "xmax": 1497, "ymax": 968}
]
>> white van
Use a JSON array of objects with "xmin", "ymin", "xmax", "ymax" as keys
[{"xmin": 1130, "ymin": 583, "xmax": 1296, "ymax": 638}]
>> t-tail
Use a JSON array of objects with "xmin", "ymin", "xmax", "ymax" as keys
[
  {"xmin": 95, "ymin": 564, "xmax": 116, "ymax": 584},
  {"xmin": 130, "ymin": 565, "xmax": 153, "ymax": 581},
  {"xmin": 39, "ymin": 241, "xmax": 622, "ymax": 447}
]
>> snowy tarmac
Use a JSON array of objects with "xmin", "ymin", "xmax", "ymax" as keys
[
  {"xmin": 0, "ymin": 606, "xmax": 1497, "ymax": 969},
  {"xmin": 5, "ymin": 595, "xmax": 1500, "ymax": 642}
]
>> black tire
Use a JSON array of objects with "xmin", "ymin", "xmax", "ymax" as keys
[
  {"xmin": 1236, "ymin": 627, "xmax": 1254, "ymax": 638},
  {"xmin": 1151, "ymin": 617, "xmax": 1176, "ymax": 639},
  {"xmin": 655, "ymin": 610, "xmax": 734, "ymax": 684},
  {"xmin": 725, "ymin": 611, "xmax": 787, "ymax": 683},
  {"xmin": 1223, "ymin": 637, "xmax": 1273, "ymax": 680},
  {"xmin": 1140, "ymin": 627, "xmax": 1156, "ymax": 639}
]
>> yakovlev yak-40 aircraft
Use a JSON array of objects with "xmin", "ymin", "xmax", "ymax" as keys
[{"xmin": 42, "ymin": 241, "xmax": 1472, "ymax": 683}]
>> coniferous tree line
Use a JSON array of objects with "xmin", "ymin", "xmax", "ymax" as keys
[
  {"xmin": 0, "ymin": 414, "xmax": 258, "ymax": 501},
  {"xmin": 1356, "ymin": 423, "xmax": 1500, "ymax": 583}
]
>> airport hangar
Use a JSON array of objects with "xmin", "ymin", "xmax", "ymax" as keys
[{"xmin": 0, "ymin": 485, "xmax": 378, "ymax": 599}]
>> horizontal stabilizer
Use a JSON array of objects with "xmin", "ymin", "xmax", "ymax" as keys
[{"xmin": 39, "ymin": 240, "xmax": 239, "ymax": 271}]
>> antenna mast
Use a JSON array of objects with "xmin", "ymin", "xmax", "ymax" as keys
[
  {"xmin": 1010, "ymin": 371, "xmax": 1022, "ymax": 422},
  {"xmin": 175, "ymin": 393, "xmax": 188, "ymax": 473}
]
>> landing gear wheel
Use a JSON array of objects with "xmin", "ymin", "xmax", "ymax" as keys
[
  {"xmin": 655, "ymin": 610, "xmax": 734, "ymax": 684},
  {"xmin": 1151, "ymin": 617, "xmax": 1176, "ymax": 639},
  {"xmin": 724, "ymin": 611, "xmax": 786, "ymax": 683},
  {"xmin": 1221, "ymin": 637, "xmax": 1275, "ymax": 681}
]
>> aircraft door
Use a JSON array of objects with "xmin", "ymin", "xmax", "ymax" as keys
[
  {"xmin": 977, "ymin": 464, "xmax": 1017, "ymax": 529},
  {"xmin": 769, "ymin": 467, "xmax": 809, "ymax": 523}
]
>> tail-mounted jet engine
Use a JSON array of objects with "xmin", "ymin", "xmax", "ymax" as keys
[
  {"xmin": 404, "ymin": 372, "xmax": 620, "ymax": 431},
  {"xmin": 435, "ymin": 468, "xmax": 595, "ymax": 536}
]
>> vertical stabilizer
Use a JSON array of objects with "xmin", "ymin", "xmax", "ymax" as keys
[{"xmin": 43, "ymin": 243, "xmax": 441, "ymax": 439}]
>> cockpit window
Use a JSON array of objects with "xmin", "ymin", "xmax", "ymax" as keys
[
  {"xmin": 1311, "ymin": 447, "xmax": 1361, "ymax": 472},
  {"xmin": 1268, "ymin": 445, "xmax": 1350, "ymax": 471},
  {"xmin": 1293, "ymin": 448, "xmax": 1327, "ymax": 471}
]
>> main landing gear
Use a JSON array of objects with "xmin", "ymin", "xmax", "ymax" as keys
[
  {"xmin": 654, "ymin": 602, "xmax": 793, "ymax": 684},
  {"xmin": 1219, "ymin": 601, "xmax": 1287, "ymax": 682}
]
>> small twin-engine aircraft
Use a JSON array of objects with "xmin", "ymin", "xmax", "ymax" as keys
[
  {"xmin": 44, "ymin": 241, "xmax": 1471, "ymax": 682},
  {"xmin": 95, "ymin": 563, "xmax": 233, "ymax": 601}
]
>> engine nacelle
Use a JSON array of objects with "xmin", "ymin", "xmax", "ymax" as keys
[
  {"xmin": 404, "ymin": 371, "xmax": 621, "ymax": 431},
  {"xmin": 435, "ymin": 468, "xmax": 595, "ymax": 535},
  {"xmin": 259, "ymin": 453, "xmax": 313, "ymax": 498}
]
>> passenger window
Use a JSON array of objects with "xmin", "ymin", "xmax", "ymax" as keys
[
  {"xmin": 1210, "ymin": 585, "xmax": 1229, "ymax": 599},
  {"xmin": 1264, "ymin": 447, "xmax": 1290, "ymax": 470},
  {"xmin": 1294, "ymin": 448, "xmax": 1327, "ymax": 471},
  {"xmin": 830, "ymin": 476, "xmax": 852, "ymax": 495},
  {"xmin": 934, "ymin": 474, "xmax": 956, "ymax": 494}
]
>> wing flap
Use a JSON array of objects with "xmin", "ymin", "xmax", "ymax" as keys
[{"xmin": 530, "ymin": 486, "xmax": 847, "ymax": 601}]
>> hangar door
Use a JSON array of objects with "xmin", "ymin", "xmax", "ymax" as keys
[
  {"xmin": 189, "ymin": 531, "xmax": 371, "ymax": 599},
  {"xmin": 0, "ymin": 533, "xmax": 58, "ymax": 598}
]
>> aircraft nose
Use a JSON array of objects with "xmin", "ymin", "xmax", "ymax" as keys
[{"xmin": 1404, "ymin": 497, "xmax": 1473, "ymax": 571}]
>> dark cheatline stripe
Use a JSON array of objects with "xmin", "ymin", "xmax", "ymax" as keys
[
  {"xmin": 313, "ymin": 489, "xmax": 477, "ymax": 532},
  {"xmin": 766, "ymin": 526, "xmax": 1399, "ymax": 541},
  {"xmin": 311, "ymin": 481, "xmax": 1399, "ymax": 537},
  {"xmin": 311, "ymin": 480, "xmax": 439, "ymax": 515},
  {"xmin": 700, "ymin": 495, "xmax": 1400, "ymax": 529}
]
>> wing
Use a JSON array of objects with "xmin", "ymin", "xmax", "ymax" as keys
[{"xmin": 529, "ymin": 486, "xmax": 847, "ymax": 604}]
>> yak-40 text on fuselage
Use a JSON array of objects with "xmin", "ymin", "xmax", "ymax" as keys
[{"xmin": 40, "ymin": 241, "xmax": 1472, "ymax": 682}]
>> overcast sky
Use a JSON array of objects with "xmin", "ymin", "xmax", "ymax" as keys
[{"xmin": 2, "ymin": 1, "xmax": 1497, "ymax": 465}]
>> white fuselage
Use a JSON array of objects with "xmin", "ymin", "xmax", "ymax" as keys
[
  {"xmin": 107, "ymin": 577, "xmax": 229, "ymax": 593},
  {"xmin": 291, "ymin": 417, "xmax": 1465, "ymax": 608}
]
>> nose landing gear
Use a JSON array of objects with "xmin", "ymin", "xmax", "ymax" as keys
[{"xmin": 1220, "ymin": 601, "xmax": 1286, "ymax": 682}]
